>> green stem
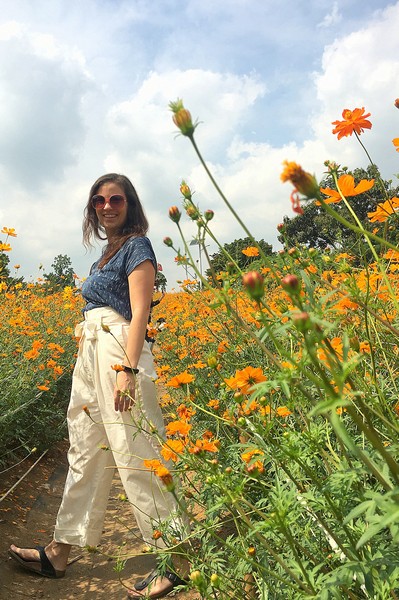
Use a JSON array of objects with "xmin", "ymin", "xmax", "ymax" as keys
[{"xmin": 188, "ymin": 134, "xmax": 279, "ymax": 278}]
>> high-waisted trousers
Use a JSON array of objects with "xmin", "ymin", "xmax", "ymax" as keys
[{"xmin": 53, "ymin": 307, "xmax": 179, "ymax": 548}]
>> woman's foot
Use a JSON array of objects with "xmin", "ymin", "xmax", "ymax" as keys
[
  {"xmin": 9, "ymin": 541, "xmax": 71, "ymax": 578},
  {"xmin": 127, "ymin": 569, "xmax": 188, "ymax": 599}
]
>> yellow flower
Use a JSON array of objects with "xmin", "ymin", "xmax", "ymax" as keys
[{"xmin": 1, "ymin": 227, "xmax": 17, "ymax": 237}]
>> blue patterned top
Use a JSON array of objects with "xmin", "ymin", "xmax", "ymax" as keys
[{"xmin": 81, "ymin": 236, "xmax": 157, "ymax": 321}]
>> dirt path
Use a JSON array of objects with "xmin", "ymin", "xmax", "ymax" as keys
[{"xmin": 0, "ymin": 441, "xmax": 199, "ymax": 599}]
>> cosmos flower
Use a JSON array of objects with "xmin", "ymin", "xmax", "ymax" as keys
[
  {"xmin": 367, "ymin": 197, "xmax": 399, "ymax": 223},
  {"xmin": 319, "ymin": 174, "xmax": 374, "ymax": 204},
  {"xmin": 332, "ymin": 108, "xmax": 372, "ymax": 140}
]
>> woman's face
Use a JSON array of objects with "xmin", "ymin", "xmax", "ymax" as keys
[{"xmin": 93, "ymin": 182, "xmax": 129, "ymax": 237}]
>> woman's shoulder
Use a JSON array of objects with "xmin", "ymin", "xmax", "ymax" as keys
[{"xmin": 123, "ymin": 235, "xmax": 154, "ymax": 253}]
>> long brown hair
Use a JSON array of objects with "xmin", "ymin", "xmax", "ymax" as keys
[{"xmin": 82, "ymin": 173, "xmax": 149, "ymax": 268}]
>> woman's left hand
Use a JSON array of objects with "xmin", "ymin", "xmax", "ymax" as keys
[{"xmin": 114, "ymin": 371, "xmax": 136, "ymax": 412}]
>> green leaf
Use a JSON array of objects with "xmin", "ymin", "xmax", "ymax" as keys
[{"xmin": 356, "ymin": 507, "xmax": 399, "ymax": 549}]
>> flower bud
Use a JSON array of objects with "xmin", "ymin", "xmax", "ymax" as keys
[
  {"xmin": 242, "ymin": 271, "xmax": 265, "ymax": 301},
  {"xmin": 169, "ymin": 99, "xmax": 196, "ymax": 137},
  {"xmin": 152, "ymin": 529, "xmax": 163, "ymax": 540},
  {"xmin": 204, "ymin": 209, "xmax": 214, "ymax": 222},
  {"xmin": 234, "ymin": 391, "xmax": 243, "ymax": 403},
  {"xmin": 169, "ymin": 206, "xmax": 181, "ymax": 223},
  {"xmin": 210, "ymin": 574, "xmax": 220, "ymax": 587},
  {"xmin": 190, "ymin": 570, "xmax": 204, "ymax": 585},
  {"xmin": 395, "ymin": 98, "xmax": 399, "ymax": 109},
  {"xmin": 163, "ymin": 237, "xmax": 173, "ymax": 247},
  {"xmin": 281, "ymin": 160, "xmax": 319, "ymax": 199},
  {"xmin": 207, "ymin": 355, "xmax": 218, "ymax": 369},
  {"xmin": 185, "ymin": 204, "xmax": 200, "ymax": 220},
  {"xmin": 277, "ymin": 223, "xmax": 285, "ymax": 232},
  {"xmin": 292, "ymin": 311, "xmax": 312, "ymax": 333},
  {"xmin": 349, "ymin": 336, "xmax": 360, "ymax": 351},
  {"xmin": 180, "ymin": 181, "xmax": 192, "ymax": 199},
  {"xmin": 281, "ymin": 274, "xmax": 300, "ymax": 294}
]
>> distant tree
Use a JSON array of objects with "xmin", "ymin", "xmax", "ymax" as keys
[
  {"xmin": 206, "ymin": 237, "xmax": 273, "ymax": 279},
  {"xmin": 0, "ymin": 251, "xmax": 10, "ymax": 281},
  {"xmin": 155, "ymin": 271, "xmax": 167, "ymax": 292},
  {"xmin": 278, "ymin": 165, "xmax": 399, "ymax": 257},
  {"xmin": 44, "ymin": 254, "xmax": 75, "ymax": 290}
]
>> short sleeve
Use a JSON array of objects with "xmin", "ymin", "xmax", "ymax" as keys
[{"xmin": 124, "ymin": 237, "xmax": 157, "ymax": 276}]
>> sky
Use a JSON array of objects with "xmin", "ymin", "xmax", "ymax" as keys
[{"xmin": 0, "ymin": 0, "xmax": 398, "ymax": 290}]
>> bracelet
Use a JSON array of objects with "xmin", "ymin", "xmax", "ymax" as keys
[{"xmin": 121, "ymin": 366, "xmax": 139, "ymax": 374}]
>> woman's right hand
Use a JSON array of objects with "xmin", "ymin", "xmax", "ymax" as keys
[{"xmin": 114, "ymin": 371, "xmax": 136, "ymax": 412}]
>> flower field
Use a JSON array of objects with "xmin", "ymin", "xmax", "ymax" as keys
[
  {"xmin": 0, "ymin": 263, "xmax": 83, "ymax": 468},
  {"xmin": 1, "ymin": 102, "xmax": 399, "ymax": 598}
]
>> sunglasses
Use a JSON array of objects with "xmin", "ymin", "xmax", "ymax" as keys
[{"xmin": 91, "ymin": 194, "xmax": 126, "ymax": 210}]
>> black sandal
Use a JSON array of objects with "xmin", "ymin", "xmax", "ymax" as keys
[
  {"xmin": 8, "ymin": 545, "xmax": 66, "ymax": 579},
  {"xmin": 127, "ymin": 568, "xmax": 188, "ymax": 599}
]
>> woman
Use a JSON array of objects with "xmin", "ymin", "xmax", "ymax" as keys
[{"xmin": 9, "ymin": 174, "xmax": 188, "ymax": 599}]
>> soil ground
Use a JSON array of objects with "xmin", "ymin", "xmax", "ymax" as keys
[{"xmin": 0, "ymin": 440, "xmax": 199, "ymax": 600}]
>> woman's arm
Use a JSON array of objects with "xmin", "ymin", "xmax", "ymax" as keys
[{"xmin": 114, "ymin": 259, "xmax": 155, "ymax": 412}]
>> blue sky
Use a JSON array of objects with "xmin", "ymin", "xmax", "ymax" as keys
[{"xmin": 0, "ymin": 0, "xmax": 398, "ymax": 288}]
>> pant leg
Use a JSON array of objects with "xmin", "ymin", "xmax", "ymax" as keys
[
  {"xmin": 54, "ymin": 308, "xmax": 187, "ymax": 549},
  {"xmin": 94, "ymin": 318, "xmax": 183, "ymax": 547},
  {"xmin": 53, "ymin": 330, "xmax": 116, "ymax": 547}
]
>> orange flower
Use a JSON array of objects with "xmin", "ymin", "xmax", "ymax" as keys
[
  {"xmin": 276, "ymin": 406, "xmax": 292, "ymax": 417},
  {"xmin": 0, "ymin": 243, "xmax": 12, "ymax": 252},
  {"xmin": 189, "ymin": 439, "xmax": 220, "ymax": 454},
  {"xmin": 161, "ymin": 439, "xmax": 185, "ymax": 462},
  {"xmin": 225, "ymin": 366, "xmax": 267, "ymax": 395},
  {"xmin": 332, "ymin": 108, "xmax": 372, "ymax": 140},
  {"xmin": 241, "ymin": 449, "xmax": 264, "ymax": 474},
  {"xmin": 241, "ymin": 448, "xmax": 264, "ymax": 464},
  {"xmin": 368, "ymin": 197, "xmax": 399, "ymax": 223},
  {"xmin": 176, "ymin": 403, "xmax": 196, "ymax": 420},
  {"xmin": 111, "ymin": 364, "xmax": 124, "ymax": 371},
  {"xmin": 207, "ymin": 398, "xmax": 220, "ymax": 410},
  {"xmin": 143, "ymin": 459, "xmax": 174, "ymax": 489},
  {"xmin": 319, "ymin": 174, "xmax": 374, "ymax": 204},
  {"xmin": 242, "ymin": 246, "xmax": 259, "ymax": 257},
  {"xmin": 166, "ymin": 371, "xmax": 195, "ymax": 387},
  {"xmin": 37, "ymin": 384, "xmax": 50, "ymax": 391},
  {"xmin": 393, "ymin": 138, "xmax": 399, "ymax": 152},
  {"xmin": 165, "ymin": 420, "xmax": 192, "ymax": 436},
  {"xmin": 280, "ymin": 161, "xmax": 319, "ymax": 199},
  {"xmin": 383, "ymin": 249, "xmax": 399, "ymax": 261}
]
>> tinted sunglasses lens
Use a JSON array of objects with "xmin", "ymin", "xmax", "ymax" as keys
[
  {"xmin": 91, "ymin": 195, "xmax": 125, "ymax": 209},
  {"xmin": 91, "ymin": 195, "xmax": 105, "ymax": 209},
  {"xmin": 109, "ymin": 195, "xmax": 125, "ymax": 207}
]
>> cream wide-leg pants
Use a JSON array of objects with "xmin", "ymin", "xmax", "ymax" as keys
[{"xmin": 53, "ymin": 307, "xmax": 180, "ymax": 548}]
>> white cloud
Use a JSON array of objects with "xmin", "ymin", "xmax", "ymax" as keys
[
  {"xmin": 2, "ymin": 1, "xmax": 399, "ymax": 291},
  {"xmin": 317, "ymin": 2, "xmax": 342, "ymax": 28},
  {"xmin": 0, "ymin": 24, "xmax": 92, "ymax": 188}
]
